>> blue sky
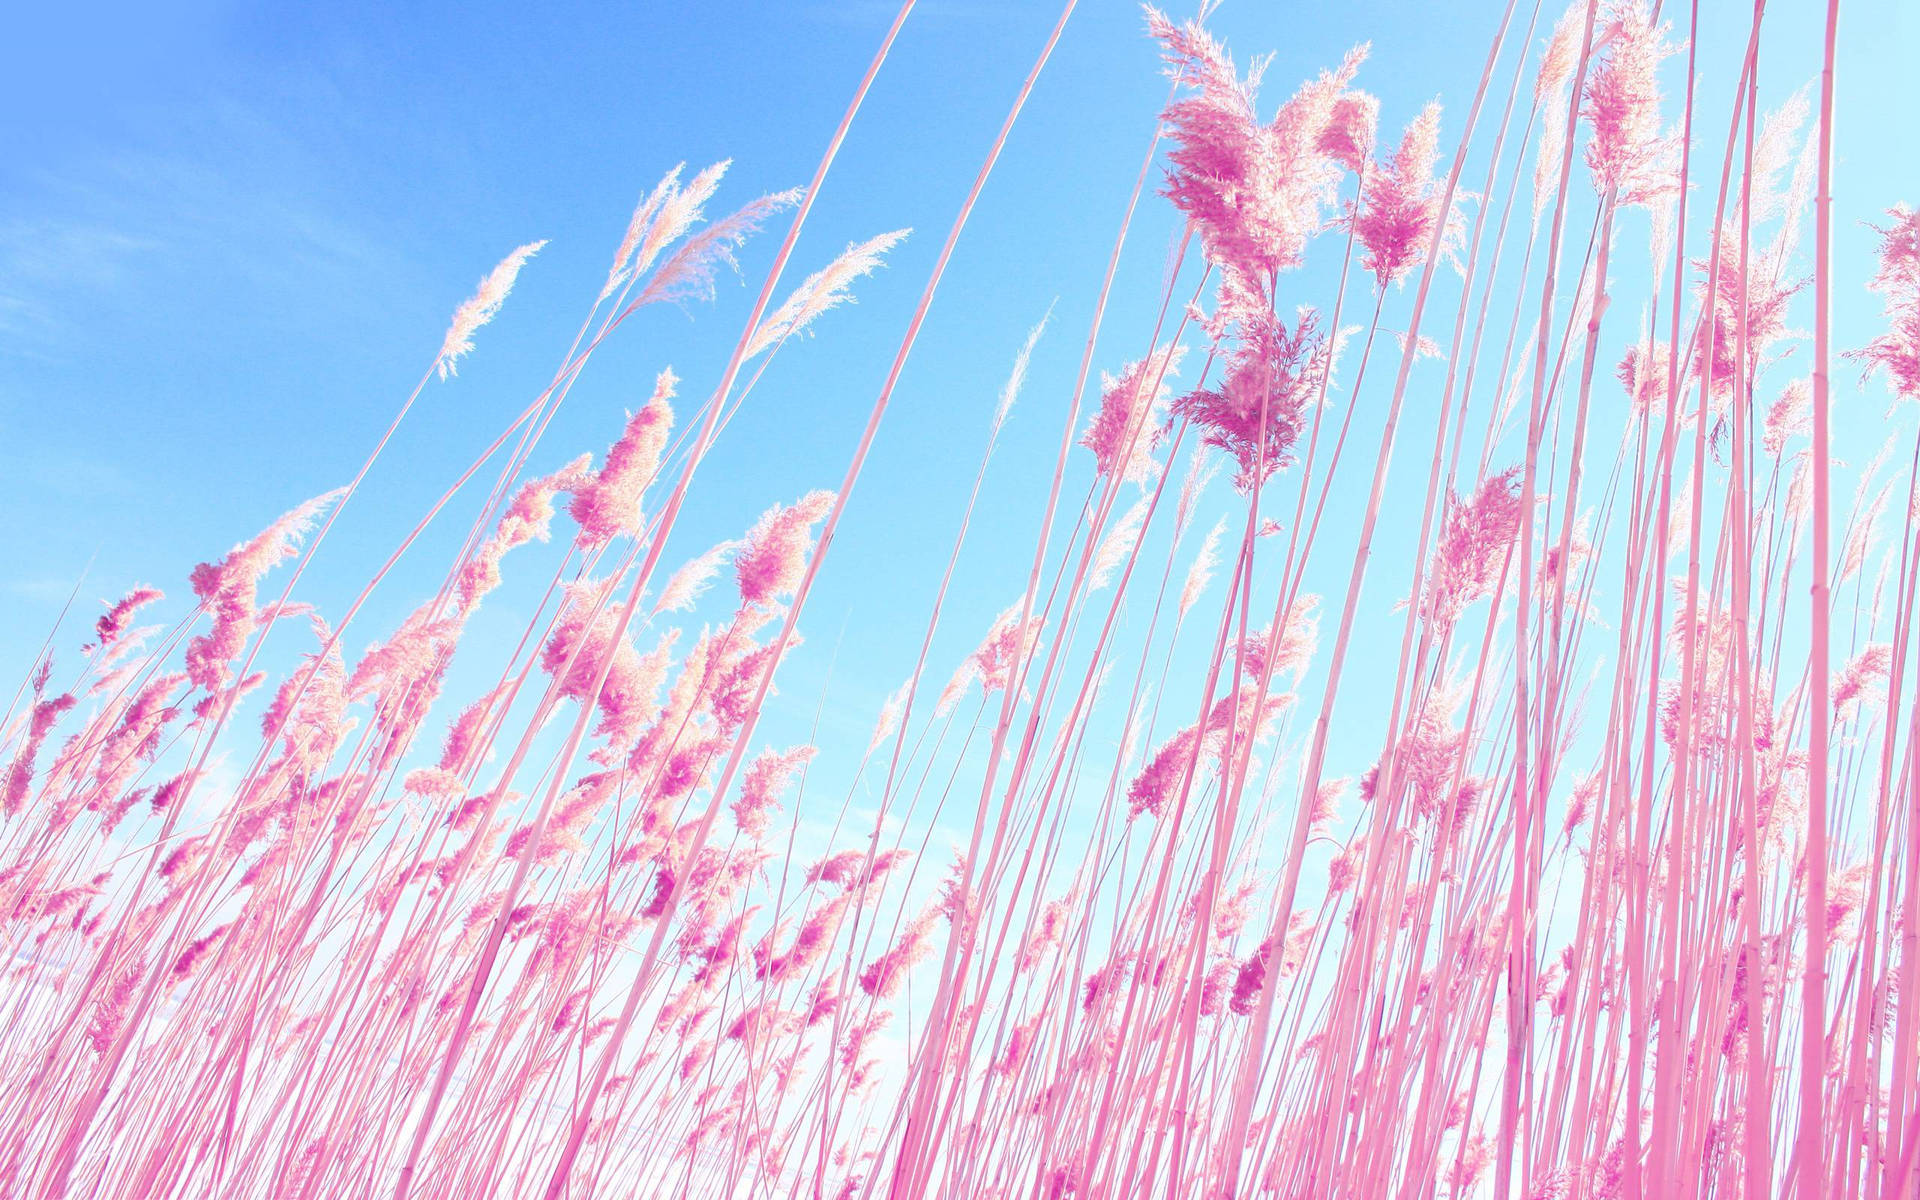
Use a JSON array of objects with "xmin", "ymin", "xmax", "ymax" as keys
[{"xmin": 4, "ymin": 0, "xmax": 1917, "ymax": 809}]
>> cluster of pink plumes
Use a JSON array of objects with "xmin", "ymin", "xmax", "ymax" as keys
[{"xmin": 4, "ymin": 2, "xmax": 1919, "ymax": 1198}]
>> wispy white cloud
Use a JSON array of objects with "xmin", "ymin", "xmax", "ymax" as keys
[
  {"xmin": 0, "ymin": 219, "xmax": 161, "ymax": 349},
  {"xmin": 0, "ymin": 98, "xmax": 387, "ymax": 360},
  {"xmin": 3, "ymin": 574, "xmax": 89, "ymax": 606}
]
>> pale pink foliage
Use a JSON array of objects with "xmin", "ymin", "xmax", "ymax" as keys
[
  {"xmin": 734, "ymin": 490, "xmax": 836, "ymax": 607},
  {"xmin": 732, "ymin": 745, "xmax": 814, "ymax": 839},
  {"xmin": 542, "ymin": 582, "xmax": 671, "ymax": 749},
  {"xmin": 967, "ymin": 601, "xmax": 1044, "ymax": 696},
  {"xmin": 1179, "ymin": 517, "xmax": 1227, "ymax": 617},
  {"xmin": 569, "ymin": 369, "xmax": 678, "ymax": 543},
  {"xmin": 1174, "ymin": 291, "xmax": 1330, "ymax": 490},
  {"xmin": 1850, "ymin": 204, "xmax": 1920, "ymax": 401},
  {"xmin": 184, "ymin": 489, "xmax": 343, "ymax": 695},
  {"xmin": 438, "ymin": 240, "xmax": 547, "ymax": 378},
  {"xmin": 858, "ymin": 903, "xmax": 940, "ymax": 999},
  {"xmin": 458, "ymin": 454, "xmax": 594, "ymax": 613},
  {"xmin": 1353, "ymin": 101, "xmax": 1454, "ymax": 287},
  {"xmin": 1080, "ymin": 344, "xmax": 1186, "ymax": 485},
  {"xmin": 1424, "ymin": 467, "xmax": 1524, "ymax": 623},
  {"xmin": 90, "ymin": 586, "xmax": 163, "ymax": 651},
  {"xmin": 601, "ymin": 162, "xmax": 727, "ymax": 301},
  {"xmin": 748, "ymin": 229, "xmax": 909, "ymax": 357},
  {"xmin": 1581, "ymin": 4, "xmax": 1680, "ymax": 205},
  {"xmin": 1148, "ymin": 8, "xmax": 1366, "ymax": 280},
  {"xmin": 630, "ymin": 187, "xmax": 805, "ymax": 312}
]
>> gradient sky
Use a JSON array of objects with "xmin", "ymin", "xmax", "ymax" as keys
[{"xmin": 4, "ymin": 0, "xmax": 1917, "ymax": 797}]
